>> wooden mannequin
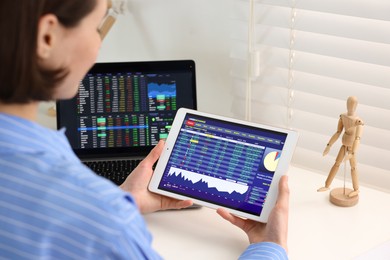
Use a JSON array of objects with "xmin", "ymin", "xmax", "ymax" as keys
[{"xmin": 317, "ymin": 96, "xmax": 364, "ymax": 206}]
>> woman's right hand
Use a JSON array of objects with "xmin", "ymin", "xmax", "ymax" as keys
[{"xmin": 217, "ymin": 175, "xmax": 290, "ymax": 251}]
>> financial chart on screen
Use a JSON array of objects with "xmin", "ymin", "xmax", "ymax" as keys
[
  {"xmin": 158, "ymin": 113, "xmax": 288, "ymax": 216},
  {"xmin": 76, "ymin": 72, "xmax": 178, "ymax": 149}
]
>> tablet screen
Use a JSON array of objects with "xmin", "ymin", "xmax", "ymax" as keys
[{"xmin": 157, "ymin": 113, "xmax": 288, "ymax": 216}]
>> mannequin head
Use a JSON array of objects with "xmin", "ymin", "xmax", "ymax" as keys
[{"xmin": 346, "ymin": 96, "xmax": 358, "ymax": 116}]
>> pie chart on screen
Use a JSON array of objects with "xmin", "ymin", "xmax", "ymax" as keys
[{"xmin": 263, "ymin": 151, "xmax": 281, "ymax": 172}]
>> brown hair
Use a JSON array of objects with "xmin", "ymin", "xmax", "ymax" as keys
[{"xmin": 0, "ymin": 0, "xmax": 97, "ymax": 103}]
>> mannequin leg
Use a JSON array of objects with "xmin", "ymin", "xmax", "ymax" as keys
[
  {"xmin": 348, "ymin": 156, "xmax": 359, "ymax": 197},
  {"xmin": 318, "ymin": 146, "xmax": 345, "ymax": 192}
]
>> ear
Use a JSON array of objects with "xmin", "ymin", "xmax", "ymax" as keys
[{"xmin": 36, "ymin": 14, "xmax": 60, "ymax": 60}]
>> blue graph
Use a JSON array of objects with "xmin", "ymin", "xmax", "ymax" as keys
[
  {"xmin": 148, "ymin": 82, "xmax": 176, "ymax": 98},
  {"xmin": 168, "ymin": 167, "xmax": 248, "ymax": 194},
  {"xmin": 164, "ymin": 167, "xmax": 248, "ymax": 202}
]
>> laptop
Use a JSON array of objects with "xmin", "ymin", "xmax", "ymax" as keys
[{"xmin": 57, "ymin": 60, "xmax": 197, "ymax": 185}]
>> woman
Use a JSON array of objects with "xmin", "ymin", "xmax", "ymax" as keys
[{"xmin": 0, "ymin": 0, "xmax": 289, "ymax": 259}]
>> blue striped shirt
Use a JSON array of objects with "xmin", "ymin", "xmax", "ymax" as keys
[{"xmin": 0, "ymin": 113, "xmax": 287, "ymax": 259}]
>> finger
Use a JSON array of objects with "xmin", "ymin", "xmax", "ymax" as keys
[
  {"xmin": 275, "ymin": 175, "xmax": 289, "ymax": 209},
  {"xmin": 142, "ymin": 140, "xmax": 165, "ymax": 167},
  {"xmin": 162, "ymin": 198, "xmax": 193, "ymax": 210},
  {"xmin": 175, "ymin": 200, "xmax": 193, "ymax": 209},
  {"xmin": 216, "ymin": 208, "xmax": 247, "ymax": 230}
]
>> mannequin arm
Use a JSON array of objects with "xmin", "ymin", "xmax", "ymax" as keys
[
  {"xmin": 323, "ymin": 117, "xmax": 343, "ymax": 156},
  {"xmin": 343, "ymin": 121, "xmax": 363, "ymax": 162},
  {"xmin": 351, "ymin": 123, "xmax": 363, "ymax": 155}
]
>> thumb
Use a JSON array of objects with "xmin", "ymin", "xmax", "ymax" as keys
[
  {"xmin": 142, "ymin": 140, "xmax": 165, "ymax": 167},
  {"xmin": 276, "ymin": 175, "xmax": 289, "ymax": 209}
]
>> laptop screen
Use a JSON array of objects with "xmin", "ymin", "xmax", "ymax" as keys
[{"xmin": 57, "ymin": 60, "xmax": 197, "ymax": 159}]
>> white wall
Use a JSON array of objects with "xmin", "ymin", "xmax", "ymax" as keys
[{"xmin": 98, "ymin": 0, "xmax": 234, "ymax": 117}]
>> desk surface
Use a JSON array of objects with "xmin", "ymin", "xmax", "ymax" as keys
[
  {"xmin": 37, "ymin": 103, "xmax": 390, "ymax": 260},
  {"xmin": 144, "ymin": 166, "xmax": 390, "ymax": 260}
]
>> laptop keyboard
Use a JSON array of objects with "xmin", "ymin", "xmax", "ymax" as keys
[{"xmin": 84, "ymin": 159, "xmax": 142, "ymax": 185}]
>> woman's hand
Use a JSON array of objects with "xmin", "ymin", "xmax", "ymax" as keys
[
  {"xmin": 120, "ymin": 140, "xmax": 193, "ymax": 214},
  {"xmin": 217, "ymin": 175, "xmax": 289, "ymax": 251}
]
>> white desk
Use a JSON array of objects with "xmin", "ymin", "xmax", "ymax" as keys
[
  {"xmin": 37, "ymin": 104, "xmax": 390, "ymax": 259},
  {"xmin": 144, "ymin": 167, "xmax": 390, "ymax": 260}
]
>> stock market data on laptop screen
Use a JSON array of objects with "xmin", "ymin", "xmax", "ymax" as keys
[{"xmin": 57, "ymin": 60, "xmax": 197, "ymax": 154}]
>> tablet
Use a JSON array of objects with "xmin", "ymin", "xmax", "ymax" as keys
[{"xmin": 148, "ymin": 108, "xmax": 298, "ymax": 222}]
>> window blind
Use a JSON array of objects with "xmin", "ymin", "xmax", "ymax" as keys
[{"xmin": 230, "ymin": 0, "xmax": 390, "ymax": 192}]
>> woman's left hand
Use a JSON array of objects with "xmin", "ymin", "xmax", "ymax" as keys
[{"xmin": 120, "ymin": 140, "xmax": 193, "ymax": 214}]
